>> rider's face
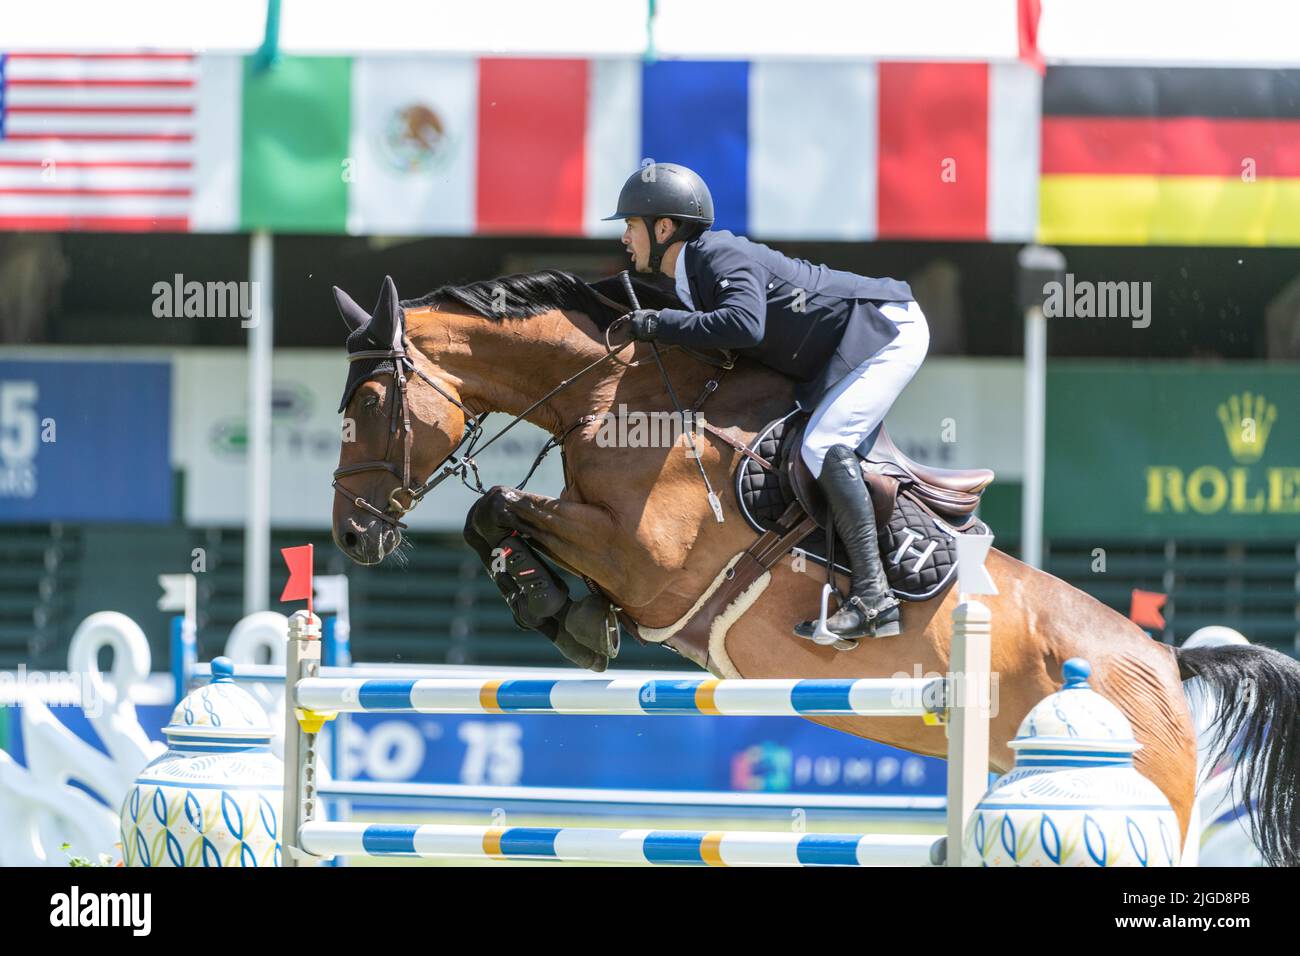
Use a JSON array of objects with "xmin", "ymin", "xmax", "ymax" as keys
[
  {"xmin": 621, "ymin": 217, "xmax": 672, "ymax": 274},
  {"xmin": 622, "ymin": 218, "xmax": 649, "ymax": 272}
]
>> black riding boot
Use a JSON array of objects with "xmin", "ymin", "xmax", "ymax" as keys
[{"xmin": 794, "ymin": 444, "xmax": 901, "ymax": 640}]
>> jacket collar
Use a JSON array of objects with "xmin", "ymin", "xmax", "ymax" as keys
[{"xmin": 681, "ymin": 232, "xmax": 708, "ymax": 307}]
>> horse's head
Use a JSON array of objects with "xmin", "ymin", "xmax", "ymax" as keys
[{"xmin": 330, "ymin": 276, "xmax": 475, "ymax": 565}]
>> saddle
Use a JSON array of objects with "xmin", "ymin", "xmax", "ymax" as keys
[{"xmin": 732, "ymin": 409, "xmax": 994, "ymax": 601}]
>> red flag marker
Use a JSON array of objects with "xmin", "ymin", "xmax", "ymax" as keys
[
  {"xmin": 281, "ymin": 544, "xmax": 314, "ymax": 617},
  {"xmin": 1129, "ymin": 588, "xmax": 1167, "ymax": 630}
]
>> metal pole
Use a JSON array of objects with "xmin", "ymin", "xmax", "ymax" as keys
[
  {"xmin": 245, "ymin": 230, "xmax": 274, "ymax": 614},
  {"xmin": 1015, "ymin": 244, "xmax": 1064, "ymax": 571},
  {"xmin": 1021, "ymin": 304, "xmax": 1046, "ymax": 569}
]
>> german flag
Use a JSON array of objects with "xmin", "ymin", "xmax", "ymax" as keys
[{"xmin": 1039, "ymin": 66, "xmax": 1300, "ymax": 246}]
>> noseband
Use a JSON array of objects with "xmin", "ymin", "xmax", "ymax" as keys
[{"xmin": 331, "ymin": 343, "xmax": 486, "ymax": 530}]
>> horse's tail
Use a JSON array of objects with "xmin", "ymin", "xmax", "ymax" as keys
[{"xmin": 1177, "ymin": 643, "xmax": 1300, "ymax": 867}]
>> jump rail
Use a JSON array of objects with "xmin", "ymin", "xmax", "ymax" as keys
[
  {"xmin": 297, "ymin": 821, "xmax": 941, "ymax": 866},
  {"xmin": 317, "ymin": 780, "xmax": 947, "ymax": 817},
  {"xmin": 281, "ymin": 598, "xmax": 993, "ymax": 868},
  {"xmin": 293, "ymin": 675, "xmax": 946, "ymax": 717}
]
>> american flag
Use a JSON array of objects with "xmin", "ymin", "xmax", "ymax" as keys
[{"xmin": 0, "ymin": 51, "xmax": 196, "ymax": 231}]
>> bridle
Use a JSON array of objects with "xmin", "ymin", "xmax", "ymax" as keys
[
  {"xmin": 331, "ymin": 343, "xmax": 487, "ymax": 530},
  {"xmin": 332, "ymin": 277, "xmax": 736, "ymax": 531}
]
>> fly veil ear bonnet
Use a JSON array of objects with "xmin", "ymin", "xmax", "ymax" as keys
[{"xmin": 336, "ymin": 275, "xmax": 406, "ymax": 413}]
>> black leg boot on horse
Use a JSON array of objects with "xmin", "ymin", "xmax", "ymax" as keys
[
  {"xmin": 463, "ymin": 496, "xmax": 619, "ymax": 671},
  {"xmin": 794, "ymin": 444, "xmax": 901, "ymax": 641}
]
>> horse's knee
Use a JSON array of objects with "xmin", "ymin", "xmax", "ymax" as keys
[
  {"xmin": 469, "ymin": 486, "xmax": 515, "ymax": 541},
  {"xmin": 462, "ymin": 508, "xmax": 495, "ymax": 560}
]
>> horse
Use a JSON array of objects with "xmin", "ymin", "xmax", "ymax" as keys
[{"xmin": 329, "ymin": 270, "xmax": 1300, "ymax": 867}]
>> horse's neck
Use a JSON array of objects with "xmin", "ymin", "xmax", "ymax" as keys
[
  {"xmin": 407, "ymin": 306, "xmax": 616, "ymax": 435},
  {"xmin": 407, "ymin": 305, "xmax": 791, "ymax": 442}
]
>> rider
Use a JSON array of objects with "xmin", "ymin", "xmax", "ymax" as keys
[{"xmin": 606, "ymin": 162, "xmax": 929, "ymax": 640}]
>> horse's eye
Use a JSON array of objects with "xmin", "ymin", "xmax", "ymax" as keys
[{"xmin": 363, "ymin": 395, "xmax": 381, "ymax": 411}]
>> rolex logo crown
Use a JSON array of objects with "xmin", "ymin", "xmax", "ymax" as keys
[{"xmin": 1216, "ymin": 391, "xmax": 1276, "ymax": 464}]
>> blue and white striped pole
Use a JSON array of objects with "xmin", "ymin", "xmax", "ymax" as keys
[
  {"xmin": 298, "ymin": 822, "xmax": 940, "ymax": 867},
  {"xmin": 293, "ymin": 676, "xmax": 945, "ymax": 718}
]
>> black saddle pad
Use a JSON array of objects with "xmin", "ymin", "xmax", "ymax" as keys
[{"xmin": 735, "ymin": 410, "xmax": 991, "ymax": 602}]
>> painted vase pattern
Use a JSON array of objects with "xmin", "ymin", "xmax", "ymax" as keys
[{"xmin": 120, "ymin": 658, "xmax": 283, "ymax": 866}]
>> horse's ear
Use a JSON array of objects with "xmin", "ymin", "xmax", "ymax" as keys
[
  {"xmin": 370, "ymin": 275, "xmax": 405, "ymax": 351},
  {"xmin": 376, "ymin": 275, "xmax": 401, "ymax": 320},
  {"xmin": 333, "ymin": 286, "xmax": 369, "ymax": 332}
]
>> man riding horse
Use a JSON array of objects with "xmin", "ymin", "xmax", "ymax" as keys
[
  {"xmin": 328, "ymin": 181, "xmax": 1300, "ymax": 866},
  {"xmin": 609, "ymin": 162, "xmax": 928, "ymax": 642}
]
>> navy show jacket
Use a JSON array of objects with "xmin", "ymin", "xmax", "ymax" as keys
[{"xmin": 653, "ymin": 230, "xmax": 913, "ymax": 409}]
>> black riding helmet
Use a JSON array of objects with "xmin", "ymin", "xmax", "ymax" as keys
[{"xmin": 603, "ymin": 163, "xmax": 714, "ymax": 272}]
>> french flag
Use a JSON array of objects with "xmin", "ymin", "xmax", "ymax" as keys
[
  {"xmin": 448, "ymin": 58, "xmax": 1039, "ymax": 242},
  {"xmin": 638, "ymin": 59, "xmax": 1040, "ymax": 241}
]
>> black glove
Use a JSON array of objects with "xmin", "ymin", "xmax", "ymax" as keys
[{"xmin": 625, "ymin": 309, "xmax": 660, "ymax": 341}]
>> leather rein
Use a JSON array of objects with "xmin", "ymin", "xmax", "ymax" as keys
[{"xmin": 331, "ymin": 289, "xmax": 734, "ymax": 531}]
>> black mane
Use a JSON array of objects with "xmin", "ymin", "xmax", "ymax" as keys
[{"xmin": 401, "ymin": 269, "xmax": 685, "ymax": 331}]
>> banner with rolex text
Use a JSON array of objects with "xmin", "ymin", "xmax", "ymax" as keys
[{"xmin": 1045, "ymin": 364, "xmax": 1300, "ymax": 539}]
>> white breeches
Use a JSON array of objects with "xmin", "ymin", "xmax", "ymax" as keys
[{"xmin": 800, "ymin": 300, "xmax": 929, "ymax": 479}]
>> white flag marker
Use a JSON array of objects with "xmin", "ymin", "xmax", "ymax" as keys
[{"xmin": 157, "ymin": 574, "xmax": 196, "ymax": 613}]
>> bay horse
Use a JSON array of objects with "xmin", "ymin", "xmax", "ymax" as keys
[{"xmin": 330, "ymin": 270, "xmax": 1300, "ymax": 867}]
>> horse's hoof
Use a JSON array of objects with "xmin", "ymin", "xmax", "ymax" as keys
[{"xmin": 563, "ymin": 594, "xmax": 620, "ymax": 658}]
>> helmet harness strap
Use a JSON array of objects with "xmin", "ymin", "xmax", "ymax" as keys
[{"xmin": 642, "ymin": 216, "xmax": 697, "ymax": 273}]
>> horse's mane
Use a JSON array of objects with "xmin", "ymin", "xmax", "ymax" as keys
[{"xmin": 401, "ymin": 269, "xmax": 685, "ymax": 331}]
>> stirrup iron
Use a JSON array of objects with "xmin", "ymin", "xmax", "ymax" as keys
[{"xmin": 808, "ymin": 582, "xmax": 859, "ymax": 651}]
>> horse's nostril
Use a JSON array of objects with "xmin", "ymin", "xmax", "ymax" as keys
[{"xmin": 342, "ymin": 531, "xmax": 359, "ymax": 550}]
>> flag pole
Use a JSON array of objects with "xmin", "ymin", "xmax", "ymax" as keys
[{"xmin": 246, "ymin": 230, "xmax": 274, "ymax": 614}]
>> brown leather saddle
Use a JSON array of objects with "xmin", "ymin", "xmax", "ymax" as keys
[{"xmin": 784, "ymin": 416, "xmax": 992, "ymax": 527}]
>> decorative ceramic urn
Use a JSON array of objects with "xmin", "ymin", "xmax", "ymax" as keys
[
  {"xmin": 963, "ymin": 657, "xmax": 1180, "ymax": 867},
  {"xmin": 120, "ymin": 658, "xmax": 283, "ymax": 866}
]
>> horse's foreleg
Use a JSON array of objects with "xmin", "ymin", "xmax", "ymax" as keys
[
  {"xmin": 475, "ymin": 485, "xmax": 652, "ymax": 602},
  {"xmin": 468, "ymin": 485, "xmax": 650, "ymax": 670}
]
